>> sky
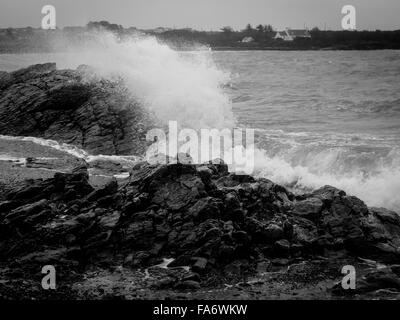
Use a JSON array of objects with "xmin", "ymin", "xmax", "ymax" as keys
[{"xmin": 1, "ymin": 0, "xmax": 399, "ymax": 31}]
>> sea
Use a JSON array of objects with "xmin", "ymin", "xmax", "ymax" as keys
[{"xmin": 0, "ymin": 36, "xmax": 399, "ymax": 211}]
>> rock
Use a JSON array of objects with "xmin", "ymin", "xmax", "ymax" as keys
[
  {"xmin": 0, "ymin": 158, "xmax": 399, "ymax": 299},
  {"xmin": 4, "ymin": 66, "xmax": 400, "ymax": 300},
  {"xmin": 16, "ymin": 248, "xmax": 69, "ymax": 265},
  {"xmin": 152, "ymin": 277, "xmax": 175, "ymax": 289},
  {"xmin": 191, "ymin": 257, "xmax": 208, "ymax": 273},
  {"xmin": 271, "ymin": 258, "xmax": 290, "ymax": 266},
  {"xmin": 0, "ymin": 64, "xmax": 154, "ymax": 155},
  {"xmin": 0, "ymin": 201, "xmax": 21, "ymax": 213},
  {"xmin": 182, "ymin": 273, "xmax": 201, "ymax": 283},
  {"xmin": 98, "ymin": 211, "xmax": 120, "ymax": 229},
  {"xmin": 311, "ymin": 185, "xmax": 346, "ymax": 203},
  {"xmin": 274, "ymin": 239, "xmax": 291, "ymax": 256},
  {"xmin": 4, "ymin": 199, "xmax": 49, "ymax": 226},
  {"xmin": 0, "ymin": 71, "xmax": 14, "ymax": 90},
  {"xmin": 264, "ymin": 223, "xmax": 284, "ymax": 241},
  {"xmin": 86, "ymin": 178, "xmax": 118, "ymax": 202},
  {"xmin": 227, "ymin": 209, "xmax": 245, "ymax": 222},
  {"xmin": 292, "ymin": 197, "xmax": 323, "ymax": 221},
  {"xmin": 224, "ymin": 192, "xmax": 241, "ymax": 211},
  {"xmin": 206, "ymin": 159, "xmax": 229, "ymax": 176},
  {"xmin": 362, "ymin": 268, "xmax": 400, "ymax": 292},
  {"xmin": 196, "ymin": 166, "xmax": 213, "ymax": 180},
  {"xmin": 333, "ymin": 267, "xmax": 400, "ymax": 295},
  {"xmin": 175, "ymin": 280, "xmax": 201, "ymax": 290},
  {"xmin": 232, "ymin": 231, "xmax": 249, "ymax": 244},
  {"xmin": 391, "ymin": 265, "xmax": 400, "ymax": 277},
  {"xmin": 148, "ymin": 165, "xmax": 205, "ymax": 211},
  {"xmin": 292, "ymin": 217, "xmax": 318, "ymax": 247},
  {"xmin": 370, "ymin": 207, "xmax": 400, "ymax": 225},
  {"xmin": 256, "ymin": 260, "xmax": 271, "ymax": 273},
  {"xmin": 188, "ymin": 197, "xmax": 221, "ymax": 222},
  {"xmin": 130, "ymin": 251, "xmax": 151, "ymax": 267},
  {"xmin": 223, "ymin": 260, "xmax": 249, "ymax": 277},
  {"xmin": 218, "ymin": 245, "xmax": 236, "ymax": 261}
]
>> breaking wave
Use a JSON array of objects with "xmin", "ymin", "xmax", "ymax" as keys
[
  {"xmin": 253, "ymin": 147, "xmax": 400, "ymax": 211},
  {"xmin": 2, "ymin": 35, "xmax": 399, "ymax": 212},
  {"xmin": 52, "ymin": 32, "xmax": 235, "ymax": 130}
]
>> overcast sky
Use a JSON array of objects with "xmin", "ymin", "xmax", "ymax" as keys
[{"xmin": 1, "ymin": 0, "xmax": 399, "ymax": 31}]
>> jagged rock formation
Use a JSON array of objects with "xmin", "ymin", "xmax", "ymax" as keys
[
  {"xmin": 0, "ymin": 63, "xmax": 154, "ymax": 155},
  {"xmin": 1, "ymin": 63, "xmax": 400, "ymax": 299},
  {"xmin": 1, "ymin": 161, "xmax": 399, "ymax": 298}
]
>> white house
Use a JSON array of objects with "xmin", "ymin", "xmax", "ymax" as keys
[
  {"xmin": 241, "ymin": 36, "xmax": 254, "ymax": 43},
  {"xmin": 274, "ymin": 28, "xmax": 311, "ymax": 41}
]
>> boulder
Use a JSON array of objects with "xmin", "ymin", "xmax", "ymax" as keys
[
  {"xmin": 0, "ymin": 64, "xmax": 154, "ymax": 155},
  {"xmin": 292, "ymin": 197, "xmax": 324, "ymax": 221},
  {"xmin": 191, "ymin": 257, "xmax": 208, "ymax": 273},
  {"xmin": 175, "ymin": 280, "xmax": 201, "ymax": 290}
]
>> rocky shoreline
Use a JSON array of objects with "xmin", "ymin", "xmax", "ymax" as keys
[
  {"xmin": 1, "ymin": 64, "xmax": 400, "ymax": 300},
  {"xmin": 0, "ymin": 63, "xmax": 154, "ymax": 155},
  {"xmin": 1, "ymin": 159, "xmax": 400, "ymax": 299}
]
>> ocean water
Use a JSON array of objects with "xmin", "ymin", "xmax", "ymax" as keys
[
  {"xmin": 214, "ymin": 50, "xmax": 400, "ymax": 211},
  {"xmin": 0, "ymin": 37, "xmax": 399, "ymax": 211}
]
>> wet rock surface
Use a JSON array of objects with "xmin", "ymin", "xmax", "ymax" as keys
[
  {"xmin": 0, "ymin": 63, "xmax": 154, "ymax": 155},
  {"xmin": 1, "ymin": 63, "xmax": 400, "ymax": 300},
  {"xmin": 0, "ymin": 160, "xmax": 399, "ymax": 299}
]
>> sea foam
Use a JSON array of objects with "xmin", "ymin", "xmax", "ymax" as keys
[{"xmin": 2, "ymin": 33, "xmax": 399, "ymax": 212}]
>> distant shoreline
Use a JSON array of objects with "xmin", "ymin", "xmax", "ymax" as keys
[
  {"xmin": 211, "ymin": 46, "xmax": 400, "ymax": 51},
  {"xmin": 1, "ymin": 25, "xmax": 400, "ymax": 53},
  {"xmin": 1, "ymin": 47, "xmax": 400, "ymax": 54}
]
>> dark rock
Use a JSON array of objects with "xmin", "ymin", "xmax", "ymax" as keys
[
  {"xmin": 152, "ymin": 277, "xmax": 175, "ymax": 289},
  {"xmin": 191, "ymin": 257, "xmax": 208, "ymax": 273},
  {"xmin": 271, "ymin": 258, "xmax": 290, "ymax": 266},
  {"xmin": 223, "ymin": 260, "xmax": 249, "ymax": 277},
  {"xmin": 0, "ymin": 64, "xmax": 155, "ymax": 155},
  {"xmin": 86, "ymin": 178, "xmax": 118, "ymax": 202},
  {"xmin": 232, "ymin": 230, "xmax": 249, "ymax": 244},
  {"xmin": 98, "ymin": 211, "xmax": 120, "ymax": 229},
  {"xmin": 218, "ymin": 245, "xmax": 236, "ymax": 261},
  {"xmin": 228, "ymin": 209, "xmax": 245, "ymax": 222},
  {"xmin": 0, "ymin": 156, "xmax": 399, "ymax": 299},
  {"xmin": 370, "ymin": 207, "xmax": 400, "ymax": 225},
  {"xmin": 264, "ymin": 223, "xmax": 284, "ymax": 241},
  {"xmin": 0, "ymin": 201, "xmax": 21, "ymax": 213},
  {"xmin": 391, "ymin": 265, "xmax": 400, "ymax": 277},
  {"xmin": 256, "ymin": 260, "xmax": 271, "ymax": 273},
  {"xmin": 188, "ymin": 197, "xmax": 221, "ymax": 222},
  {"xmin": 292, "ymin": 197, "xmax": 323, "ymax": 221},
  {"xmin": 4, "ymin": 199, "xmax": 49, "ymax": 226},
  {"xmin": 206, "ymin": 159, "xmax": 229, "ymax": 176},
  {"xmin": 333, "ymin": 267, "xmax": 400, "ymax": 295},
  {"xmin": 182, "ymin": 273, "xmax": 201, "ymax": 282},
  {"xmin": 16, "ymin": 248, "xmax": 68, "ymax": 265},
  {"xmin": 274, "ymin": 239, "xmax": 291, "ymax": 256},
  {"xmin": 175, "ymin": 280, "xmax": 201, "ymax": 290},
  {"xmin": 130, "ymin": 251, "xmax": 151, "ymax": 267},
  {"xmin": 311, "ymin": 185, "xmax": 346, "ymax": 203}
]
